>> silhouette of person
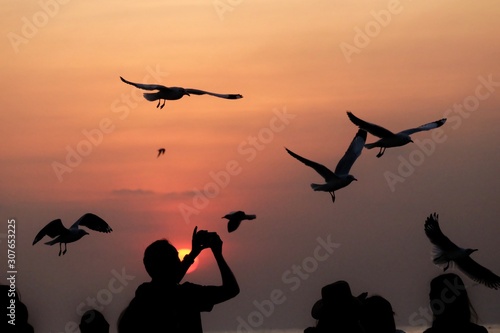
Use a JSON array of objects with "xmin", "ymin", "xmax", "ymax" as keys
[
  {"xmin": 360, "ymin": 295, "xmax": 406, "ymax": 333},
  {"xmin": 423, "ymin": 273, "xmax": 488, "ymax": 333},
  {"xmin": 79, "ymin": 309, "xmax": 109, "ymax": 333},
  {"xmin": 304, "ymin": 280, "xmax": 365, "ymax": 333},
  {"xmin": 1, "ymin": 285, "xmax": 35, "ymax": 333},
  {"xmin": 118, "ymin": 226, "xmax": 239, "ymax": 333}
]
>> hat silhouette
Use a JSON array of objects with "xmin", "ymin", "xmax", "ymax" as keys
[{"xmin": 311, "ymin": 280, "xmax": 365, "ymax": 319}]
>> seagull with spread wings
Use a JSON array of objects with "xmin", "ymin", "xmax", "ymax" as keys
[
  {"xmin": 222, "ymin": 211, "xmax": 257, "ymax": 233},
  {"xmin": 285, "ymin": 129, "xmax": 367, "ymax": 203},
  {"xmin": 33, "ymin": 213, "xmax": 113, "ymax": 256},
  {"xmin": 424, "ymin": 212, "xmax": 500, "ymax": 289},
  {"xmin": 347, "ymin": 111, "xmax": 446, "ymax": 157},
  {"xmin": 120, "ymin": 76, "xmax": 243, "ymax": 109}
]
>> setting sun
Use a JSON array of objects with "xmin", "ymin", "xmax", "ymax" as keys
[{"xmin": 178, "ymin": 248, "xmax": 198, "ymax": 274}]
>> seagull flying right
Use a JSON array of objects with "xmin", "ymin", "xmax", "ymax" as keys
[
  {"xmin": 222, "ymin": 211, "xmax": 256, "ymax": 233},
  {"xmin": 285, "ymin": 129, "xmax": 367, "ymax": 203},
  {"xmin": 33, "ymin": 213, "xmax": 113, "ymax": 256},
  {"xmin": 120, "ymin": 76, "xmax": 243, "ymax": 109},
  {"xmin": 347, "ymin": 111, "xmax": 446, "ymax": 157},
  {"xmin": 424, "ymin": 212, "xmax": 500, "ymax": 289}
]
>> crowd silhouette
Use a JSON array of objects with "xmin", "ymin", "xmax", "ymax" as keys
[{"xmin": 5, "ymin": 228, "xmax": 493, "ymax": 333}]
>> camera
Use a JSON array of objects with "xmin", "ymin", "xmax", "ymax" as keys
[{"xmin": 196, "ymin": 230, "xmax": 217, "ymax": 246}]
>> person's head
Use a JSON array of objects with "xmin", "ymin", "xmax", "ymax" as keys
[
  {"xmin": 143, "ymin": 239, "xmax": 181, "ymax": 282},
  {"xmin": 429, "ymin": 273, "xmax": 477, "ymax": 325},
  {"xmin": 312, "ymin": 280, "xmax": 363, "ymax": 328},
  {"xmin": 360, "ymin": 295, "xmax": 396, "ymax": 333},
  {"xmin": 79, "ymin": 309, "xmax": 109, "ymax": 333}
]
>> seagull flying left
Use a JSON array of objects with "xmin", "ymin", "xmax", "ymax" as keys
[
  {"xmin": 33, "ymin": 213, "xmax": 113, "ymax": 256},
  {"xmin": 424, "ymin": 212, "xmax": 500, "ymax": 289},
  {"xmin": 222, "ymin": 211, "xmax": 256, "ymax": 233}
]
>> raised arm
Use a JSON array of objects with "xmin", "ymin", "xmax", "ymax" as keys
[{"xmin": 209, "ymin": 233, "xmax": 240, "ymax": 302}]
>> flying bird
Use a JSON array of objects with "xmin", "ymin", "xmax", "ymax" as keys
[
  {"xmin": 285, "ymin": 129, "xmax": 367, "ymax": 203},
  {"xmin": 222, "ymin": 211, "xmax": 256, "ymax": 233},
  {"xmin": 120, "ymin": 76, "xmax": 243, "ymax": 109},
  {"xmin": 33, "ymin": 213, "xmax": 113, "ymax": 256},
  {"xmin": 424, "ymin": 212, "xmax": 500, "ymax": 289},
  {"xmin": 157, "ymin": 148, "xmax": 166, "ymax": 158},
  {"xmin": 346, "ymin": 111, "xmax": 446, "ymax": 157}
]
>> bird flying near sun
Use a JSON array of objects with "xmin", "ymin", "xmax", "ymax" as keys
[
  {"xmin": 120, "ymin": 76, "xmax": 243, "ymax": 109},
  {"xmin": 347, "ymin": 111, "xmax": 446, "ymax": 158},
  {"xmin": 424, "ymin": 212, "xmax": 500, "ymax": 289},
  {"xmin": 33, "ymin": 213, "xmax": 113, "ymax": 256},
  {"xmin": 222, "ymin": 211, "xmax": 257, "ymax": 233},
  {"xmin": 285, "ymin": 129, "xmax": 367, "ymax": 203}
]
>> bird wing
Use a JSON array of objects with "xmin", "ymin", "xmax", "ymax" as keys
[
  {"xmin": 399, "ymin": 118, "xmax": 447, "ymax": 136},
  {"xmin": 185, "ymin": 88, "xmax": 243, "ymax": 99},
  {"xmin": 424, "ymin": 213, "xmax": 460, "ymax": 252},
  {"xmin": 227, "ymin": 219, "xmax": 241, "ymax": 233},
  {"xmin": 71, "ymin": 213, "xmax": 113, "ymax": 233},
  {"xmin": 285, "ymin": 148, "xmax": 337, "ymax": 181},
  {"xmin": 120, "ymin": 77, "xmax": 169, "ymax": 91},
  {"xmin": 455, "ymin": 256, "xmax": 500, "ymax": 290},
  {"xmin": 334, "ymin": 129, "xmax": 367, "ymax": 176},
  {"xmin": 346, "ymin": 111, "xmax": 395, "ymax": 138},
  {"xmin": 33, "ymin": 219, "xmax": 67, "ymax": 245}
]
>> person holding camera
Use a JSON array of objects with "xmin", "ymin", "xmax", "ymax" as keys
[{"xmin": 118, "ymin": 227, "xmax": 240, "ymax": 333}]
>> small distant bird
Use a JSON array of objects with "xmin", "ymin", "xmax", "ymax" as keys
[
  {"xmin": 120, "ymin": 76, "xmax": 243, "ymax": 109},
  {"xmin": 157, "ymin": 148, "xmax": 166, "ymax": 158},
  {"xmin": 33, "ymin": 213, "xmax": 112, "ymax": 256},
  {"xmin": 346, "ymin": 111, "xmax": 446, "ymax": 158},
  {"xmin": 285, "ymin": 129, "xmax": 367, "ymax": 203},
  {"xmin": 222, "ymin": 211, "xmax": 256, "ymax": 233},
  {"xmin": 424, "ymin": 213, "xmax": 500, "ymax": 289}
]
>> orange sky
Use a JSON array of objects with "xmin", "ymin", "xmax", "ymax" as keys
[{"xmin": 1, "ymin": 1, "xmax": 500, "ymax": 332}]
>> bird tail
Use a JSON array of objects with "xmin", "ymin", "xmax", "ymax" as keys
[
  {"xmin": 143, "ymin": 92, "xmax": 159, "ymax": 101},
  {"xmin": 364, "ymin": 143, "xmax": 376, "ymax": 149}
]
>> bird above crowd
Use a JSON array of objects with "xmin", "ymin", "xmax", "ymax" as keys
[
  {"xmin": 33, "ymin": 213, "xmax": 113, "ymax": 256},
  {"xmin": 120, "ymin": 76, "xmax": 243, "ymax": 109},
  {"xmin": 424, "ymin": 212, "xmax": 500, "ymax": 289},
  {"xmin": 285, "ymin": 129, "xmax": 367, "ymax": 203},
  {"xmin": 222, "ymin": 211, "xmax": 256, "ymax": 233},
  {"xmin": 346, "ymin": 111, "xmax": 446, "ymax": 157}
]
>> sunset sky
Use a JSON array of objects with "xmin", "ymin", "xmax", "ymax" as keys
[{"xmin": 1, "ymin": 1, "xmax": 500, "ymax": 332}]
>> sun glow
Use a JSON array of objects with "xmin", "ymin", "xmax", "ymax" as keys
[{"xmin": 178, "ymin": 248, "xmax": 198, "ymax": 274}]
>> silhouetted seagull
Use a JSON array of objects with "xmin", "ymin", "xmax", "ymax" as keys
[
  {"xmin": 33, "ymin": 213, "xmax": 112, "ymax": 256},
  {"xmin": 347, "ymin": 111, "xmax": 446, "ymax": 157},
  {"xmin": 285, "ymin": 129, "xmax": 367, "ymax": 203},
  {"xmin": 120, "ymin": 77, "xmax": 243, "ymax": 109},
  {"xmin": 424, "ymin": 213, "xmax": 500, "ymax": 289},
  {"xmin": 222, "ymin": 211, "xmax": 256, "ymax": 233},
  {"xmin": 157, "ymin": 148, "xmax": 165, "ymax": 158}
]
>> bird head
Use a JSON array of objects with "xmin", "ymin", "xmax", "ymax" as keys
[{"xmin": 466, "ymin": 248, "xmax": 478, "ymax": 255}]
